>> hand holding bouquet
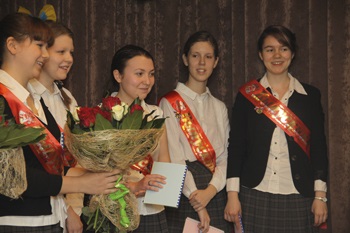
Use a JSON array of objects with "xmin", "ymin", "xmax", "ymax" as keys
[{"xmin": 64, "ymin": 96, "xmax": 165, "ymax": 232}]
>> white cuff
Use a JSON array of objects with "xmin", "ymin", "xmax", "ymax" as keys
[
  {"xmin": 226, "ymin": 177, "xmax": 240, "ymax": 192},
  {"xmin": 314, "ymin": 180, "xmax": 327, "ymax": 192}
]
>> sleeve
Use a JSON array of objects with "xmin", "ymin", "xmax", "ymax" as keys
[
  {"xmin": 62, "ymin": 88, "xmax": 85, "ymax": 212},
  {"xmin": 23, "ymin": 150, "xmax": 63, "ymax": 197},
  {"xmin": 65, "ymin": 193, "xmax": 84, "ymax": 215},
  {"xmin": 159, "ymin": 97, "xmax": 198, "ymax": 198},
  {"xmin": 209, "ymin": 103, "xmax": 229, "ymax": 192},
  {"xmin": 226, "ymin": 92, "xmax": 248, "ymax": 191},
  {"xmin": 309, "ymin": 87, "xmax": 328, "ymax": 183}
]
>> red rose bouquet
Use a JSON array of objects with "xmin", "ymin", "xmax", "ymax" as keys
[{"xmin": 64, "ymin": 96, "xmax": 165, "ymax": 232}]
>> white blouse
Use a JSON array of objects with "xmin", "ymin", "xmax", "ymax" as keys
[
  {"xmin": 29, "ymin": 78, "xmax": 78, "ymax": 129},
  {"xmin": 159, "ymin": 82, "xmax": 230, "ymax": 198}
]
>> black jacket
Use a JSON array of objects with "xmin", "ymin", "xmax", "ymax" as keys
[{"xmin": 227, "ymin": 81, "xmax": 328, "ymax": 197}]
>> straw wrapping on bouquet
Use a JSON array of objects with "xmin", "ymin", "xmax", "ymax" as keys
[
  {"xmin": 0, "ymin": 147, "xmax": 27, "ymax": 199},
  {"xmin": 64, "ymin": 125, "xmax": 163, "ymax": 172},
  {"xmin": 64, "ymin": 125, "xmax": 164, "ymax": 231}
]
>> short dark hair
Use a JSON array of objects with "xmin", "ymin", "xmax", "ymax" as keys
[
  {"xmin": 183, "ymin": 30, "xmax": 219, "ymax": 58},
  {"xmin": 257, "ymin": 25, "xmax": 297, "ymax": 54}
]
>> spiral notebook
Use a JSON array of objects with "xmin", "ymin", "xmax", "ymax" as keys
[{"xmin": 143, "ymin": 162, "xmax": 187, "ymax": 208}]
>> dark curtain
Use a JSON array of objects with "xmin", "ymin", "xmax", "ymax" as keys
[{"xmin": 1, "ymin": 0, "xmax": 349, "ymax": 232}]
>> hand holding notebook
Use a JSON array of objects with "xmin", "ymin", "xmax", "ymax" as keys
[
  {"xmin": 234, "ymin": 214, "xmax": 244, "ymax": 233},
  {"xmin": 144, "ymin": 162, "xmax": 187, "ymax": 208},
  {"xmin": 182, "ymin": 217, "xmax": 224, "ymax": 233}
]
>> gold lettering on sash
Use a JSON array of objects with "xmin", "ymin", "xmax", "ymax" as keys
[{"xmin": 163, "ymin": 91, "xmax": 216, "ymax": 172}]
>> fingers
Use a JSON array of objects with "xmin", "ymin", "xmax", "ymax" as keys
[
  {"xmin": 135, "ymin": 190, "xmax": 146, "ymax": 197},
  {"xmin": 190, "ymin": 196, "xmax": 204, "ymax": 212},
  {"xmin": 146, "ymin": 180, "xmax": 162, "ymax": 192},
  {"xmin": 145, "ymin": 174, "xmax": 167, "ymax": 191},
  {"xmin": 111, "ymin": 169, "xmax": 121, "ymax": 174},
  {"xmin": 189, "ymin": 190, "xmax": 209, "ymax": 211},
  {"xmin": 198, "ymin": 222, "xmax": 210, "ymax": 233},
  {"xmin": 312, "ymin": 200, "xmax": 328, "ymax": 226},
  {"xmin": 189, "ymin": 190, "xmax": 198, "ymax": 200},
  {"xmin": 224, "ymin": 211, "xmax": 234, "ymax": 222},
  {"xmin": 189, "ymin": 196, "xmax": 199, "ymax": 205},
  {"xmin": 105, "ymin": 170, "xmax": 121, "ymax": 177},
  {"xmin": 147, "ymin": 179, "xmax": 165, "ymax": 188},
  {"xmin": 191, "ymin": 203, "xmax": 204, "ymax": 212},
  {"xmin": 197, "ymin": 220, "xmax": 210, "ymax": 233},
  {"xmin": 224, "ymin": 212, "xmax": 240, "ymax": 225},
  {"xmin": 99, "ymin": 174, "xmax": 120, "ymax": 194},
  {"xmin": 198, "ymin": 217, "xmax": 210, "ymax": 233},
  {"xmin": 149, "ymin": 174, "xmax": 167, "ymax": 184},
  {"xmin": 314, "ymin": 213, "xmax": 328, "ymax": 226}
]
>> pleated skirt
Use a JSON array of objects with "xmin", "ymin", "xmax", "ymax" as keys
[
  {"xmin": 166, "ymin": 160, "xmax": 233, "ymax": 233},
  {"xmin": 0, "ymin": 223, "xmax": 62, "ymax": 233},
  {"xmin": 131, "ymin": 210, "xmax": 168, "ymax": 233},
  {"xmin": 240, "ymin": 186, "xmax": 319, "ymax": 233}
]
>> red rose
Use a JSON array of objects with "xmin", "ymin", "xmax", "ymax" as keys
[
  {"xmin": 78, "ymin": 107, "xmax": 97, "ymax": 128},
  {"xmin": 93, "ymin": 106, "xmax": 112, "ymax": 121},
  {"xmin": 102, "ymin": 96, "xmax": 121, "ymax": 111},
  {"xmin": 130, "ymin": 104, "xmax": 143, "ymax": 114}
]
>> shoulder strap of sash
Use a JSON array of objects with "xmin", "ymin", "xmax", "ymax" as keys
[
  {"xmin": 0, "ymin": 83, "xmax": 64, "ymax": 174},
  {"xmin": 239, "ymin": 80, "xmax": 310, "ymax": 159},
  {"xmin": 59, "ymin": 125, "xmax": 77, "ymax": 167},
  {"xmin": 162, "ymin": 91, "xmax": 216, "ymax": 173},
  {"xmin": 39, "ymin": 97, "xmax": 76, "ymax": 167}
]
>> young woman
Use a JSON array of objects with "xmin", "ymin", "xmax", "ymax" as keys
[
  {"xmin": 0, "ymin": 12, "xmax": 119, "ymax": 232},
  {"xmin": 159, "ymin": 31, "xmax": 232, "ymax": 233},
  {"xmin": 110, "ymin": 44, "xmax": 170, "ymax": 233},
  {"xmin": 224, "ymin": 25, "xmax": 328, "ymax": 233},
  {"xmin": 29, "ymin": 21, "xmax": 83, "ymax": 232}
]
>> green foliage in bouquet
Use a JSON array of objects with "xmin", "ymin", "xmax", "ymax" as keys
[
  {"xmin": 82, "ymin": 176, "xmax": 130, "ymax": 233},
  {"xmin": 0, "ymin": 96, "xmax": 45, "ymax": 149},
  {"xmin": 82, "ymin": 206, "xmax": 118, "ymax": 233},
  {"xmin": 66, "ymin": 96, "xmax": 166, "ymax": 134}
]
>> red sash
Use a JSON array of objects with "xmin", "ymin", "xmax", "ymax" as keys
[
  {"xmin": 130, "ymin": 154, "xmax": 153, "ymax": 176},
  {"xmin": 240, "ymin": 80, "xmax": 310, "ymax": 159},
  {"xmin": 0, "ymin": 83, "xmax": 64, "ymax": 174},
  {"xmin": 163, "ymin": 91, "xmax": 216, "ymax": 173}
]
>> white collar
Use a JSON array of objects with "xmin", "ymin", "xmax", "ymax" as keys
[
  {"xmin": 176, "ymin": 82, "xmax": 211, "ymax": 100},
  {"xmin": 260, "ymin": 73, "xmax": 308, "ymax": 95},
  {"xmin": 0, "ymin": 69, "xmax": 31, "ymax": 103}
]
